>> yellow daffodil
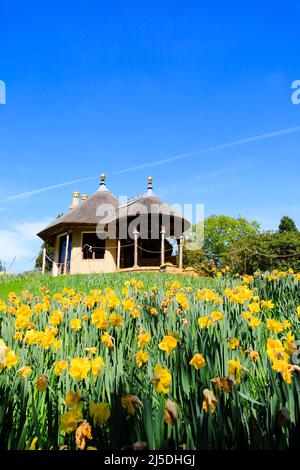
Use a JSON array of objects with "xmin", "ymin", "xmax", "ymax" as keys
[
  {"xmin": 189, "ymin": 353, "xmax": 206, "ymax": 370},
  {"xmin": 49, "ymin": 310, "xmax": 64, "ymax": 326},
  {"xmin": 248, "ymin": 317, "xmax": 261, "ymax": 329},
  {"xmin": 248, "ymin": 302, "xmax": 260, "ymax": 314},
  {"xmin": 4, "ymin": 349, "xmax": 18, "ymax": 369},
  {"xmin": 249, "ymin": 350, "xmax": 260, "ymax": 361},
  {"xmin": 158, "ymin": 335, "xmax": 178, "ymax": 355},
  {"xmin": 54, "ymin": 360, "xmax": 68, "ymax": 376},
  {"xmin": 271, "ymin": 360, "xmax": 292, "ymax": 384},
  {"xmin": 175, "ymin": 292, "xmax": 189, "ymax": 310},
  {"xmin": 136, "ymin": 349, "xmax": 148, "ymax": 368},
  {"xmin": 137, "ymin": 331, "xmax": 151, "ymax": 348},
  {"xmin": 89, "ymin": 402, "xmax": 110, "ymax": 426},
  {"xmin": 109, "ymin": 313, "xmax": 123, "ymax": 327},
  {"xmin": 91, "ymin": 309, "xmax": 108, "ymax": 329},
  {"xmin": 228, "ymin": 358, "xmax": 245, "ymax": 384},
  {"xmin": 152, "ymin": 364, "xmax": 172, "ymax": 394},
  {"xmin": 266, "ymin": 319, "xmax": 290, "ymax": 334},
  {"xmin": 198, "ymin": 316, "xmax": 213, "ymax": 329},
  {"xmin": 131, "ymin": 308, "xmax": 141, "ymax": 318},
  {"xmin": 65, "ymin": 390, "xmax": 81, "ymax": 408},
  {"xmin": 211, "ymin": 311, "xmax": 223, "ymax": 321},
  {"xmin": 91, "ymin": 356, "xmax": 105, "ymax": 376},
  {"xmin": 101, "ymin": 332, "xmax": 114, "ymax": 348},
  {"xmin": 60, "ymin": 403, "xmax": 83, "ymax": 433},
  {"xmin": 122, "ymin": 298, "xmax": 135, "ymax": 312},
  {"xmin": 261, "ymin": 300, "xmax": 275, "ymax": 309},
  {"xmin": 70, "ymin": 318, "xmax": 82, "ymax": 330},
  {"xmin": 69, "ymin": 358, "xmax": 91, "ymax": 381},
  {"xmin": 228, "ymin": 338, "xmax": 240, "ymax": 350},
  {"xmin": 18, "ymin": 366, "xmax": 32, "ymax": 379}
]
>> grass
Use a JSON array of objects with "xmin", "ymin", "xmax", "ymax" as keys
[
  {"xmin": 0, "ymin": 277, "xmax": 32, "ymax": 300},
  {"xmin": 0, "ymin": 272, "xmax": 217, "ymax": 299}
]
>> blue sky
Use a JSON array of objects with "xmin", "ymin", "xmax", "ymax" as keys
[{"xmin": 0, "ymin": 1, "xmax": 300, "ymax": 272}]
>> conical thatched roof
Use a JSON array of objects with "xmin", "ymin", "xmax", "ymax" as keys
[
  {"xmin": 37, "ymin": 183, "xmax": 119, "ymax": 242},
  {"xmin": 37, "ymin": 177, "xmax": 191, "ymax": 243},
  {"xmin": 107, "ymin": 191, "xmax": 191, "ymax": 238}
]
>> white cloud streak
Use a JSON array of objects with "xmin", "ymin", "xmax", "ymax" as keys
[
  {"xmin": 112, "ymin": 125, "xmax": 300, "ymax": 174},
  {"xmin": 0, "ymin": 218, "xmax": 53, "ymax": 271},
  {"xmin": 6, "ymin": 176, "xmax": 97, "ymax": 201},
  {"xmin": 5, "ymin": 125, "xmax": 300, "ymax": 202}
]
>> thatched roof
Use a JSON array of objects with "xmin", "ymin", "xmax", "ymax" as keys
[
  {"xmin": 37, "ymin": 186, "xmax": 119, "ymax": 242},
  {"xmin": 37, "ymin": 178, "xmax": 191, "ymax": 242},
  {"xmin": 107, "ymin": 191, "xmax": 191, "ymax": 238}
]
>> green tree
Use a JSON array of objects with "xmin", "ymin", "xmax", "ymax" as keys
[
  {"xmin": 0, "ymin": 260, "xmax": 5, "ymax": 272},
  {"xmin": 202, "ymin": 215, "xmax": 260, "ymax": 263},
  {"xmin": 279, "ymin": 216, "xmax": 298, "ymax": 233},
  {"xmin": 229, "ymin": 230, "xmax": 300, "ymax": 273},
  {"xmin": 183, "ymin": 248, "xmax": 214, "ymax": 275},
  {"xmin": 35, "ymin": 241, "xmax": 55, "ymax": 272}
]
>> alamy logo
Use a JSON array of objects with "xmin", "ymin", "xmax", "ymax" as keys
[
  {"xmin": 0, "ymin": 80, "xmax": 6, "ymax": 104},
  {"xmin": 291, "ymin": 80, "xmax": 300, "ymax": 105}
]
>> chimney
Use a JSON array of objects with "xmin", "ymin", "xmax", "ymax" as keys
[
  {"xmin": 69, "ymin": 191, "xmax": 80, "ymax": 210},
  {"xmin": 81, "ymin": 194, "xmax": 88, "ymax": 201}
]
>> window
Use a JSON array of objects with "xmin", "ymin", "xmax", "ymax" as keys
[{"xmin": 82, "ymin": 233, "xmax": 105, "ymax": 259}]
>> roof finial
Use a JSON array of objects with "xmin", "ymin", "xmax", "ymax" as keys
[
  {"xmin": 98, "ymin": 173, "xmax": 109, "ymax": 192},
  {"xmin": 147, "ymin": 176, "xmax": 153, "ymax": 190},
  {"xmin": 100, "ymin": 173, "xmax": 106, "ymax": 185}
]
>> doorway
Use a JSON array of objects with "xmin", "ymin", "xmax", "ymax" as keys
[{"xmin": 58, "ymin": 234, "xmax": 72, "ymax": 274}]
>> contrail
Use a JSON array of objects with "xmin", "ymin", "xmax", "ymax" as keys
[
  {"xmin": 6, "ymin": 176, "xmax": 97, "ymax": 201},
  {"xmin": 6, "ymin": 125, "xmax": 300, "ymax": 201},
  {"xmin": 111, "ymin": 125, "xmax": 300, "ymax": 174}
]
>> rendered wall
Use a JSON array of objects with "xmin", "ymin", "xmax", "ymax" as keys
[{"xmin": 69, "ymin": 230, "xmax": 117, "ymax": 274}]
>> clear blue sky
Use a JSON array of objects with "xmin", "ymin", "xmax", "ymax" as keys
[{"xmin": 0, "ymin": 1, "xmax": 300, "ymax": 272}]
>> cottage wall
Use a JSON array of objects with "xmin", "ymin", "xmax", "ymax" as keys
[{"xmin": 69, "ymin": 230, "xmax": 117, "ymax": 274}]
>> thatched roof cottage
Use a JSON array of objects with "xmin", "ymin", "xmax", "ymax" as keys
[{"xmin": 37, "ymin": 175, "xmax": 190, "ymax": 275}]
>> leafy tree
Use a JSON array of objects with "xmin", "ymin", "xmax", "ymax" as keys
[
  {"xmin": 183, "ymin": 248, "xmax": 214, "ymax": 275},
  {"xmin": 202, "ymin": 215, "xmax": 260, "ymax": 262},
  {"xmin": 35, "ymin": 241, "xmax": 55, "ymax": 272},
  {"xmin": 187, "ymin": 214, "xmax": 300, "ymax": 274},
  {"xmin": 279, "ymin": 216, "xmax": 298, "ymax": 233},
  {"xmin": 225, "ymin": 230, "xmax": 300, "ymax": 273},
  {"xmin": 0, "ymin": 260, "xmax": 6, "ymax": 272}
]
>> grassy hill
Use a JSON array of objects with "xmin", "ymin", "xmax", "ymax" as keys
[{"xmin": 0, "ymin": 272, "xmax": 217, "ymax": 300}]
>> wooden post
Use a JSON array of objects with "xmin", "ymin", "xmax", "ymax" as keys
[
  {"xmin": 117, "ymin": 239, "xmax": 121, "ymax": 269},
  {"xmin": 179, "ymin": 236, "xmax": 184, "ymax": 269},
  {"xmin": 63, "ymin": 234, "xmax": 70, "ymax": 275},
  {"xmin": 160, "ymin": 226, "xmax": 165, "ymax": 266},
  {"xmin": 42, "ymin": 247, "xmax": 46, "ymax": 274},
  {"xmin": 53, "ymin": 261, "xmax": 58, "ymax": 277},
  {"xmin": 133, "ymin": 228, "xmax": 139, "ymax": 268}
]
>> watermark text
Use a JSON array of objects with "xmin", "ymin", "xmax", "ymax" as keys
[{"xmin": 0, "ymin": 80, "xmax": 6, "ymax": 104}]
